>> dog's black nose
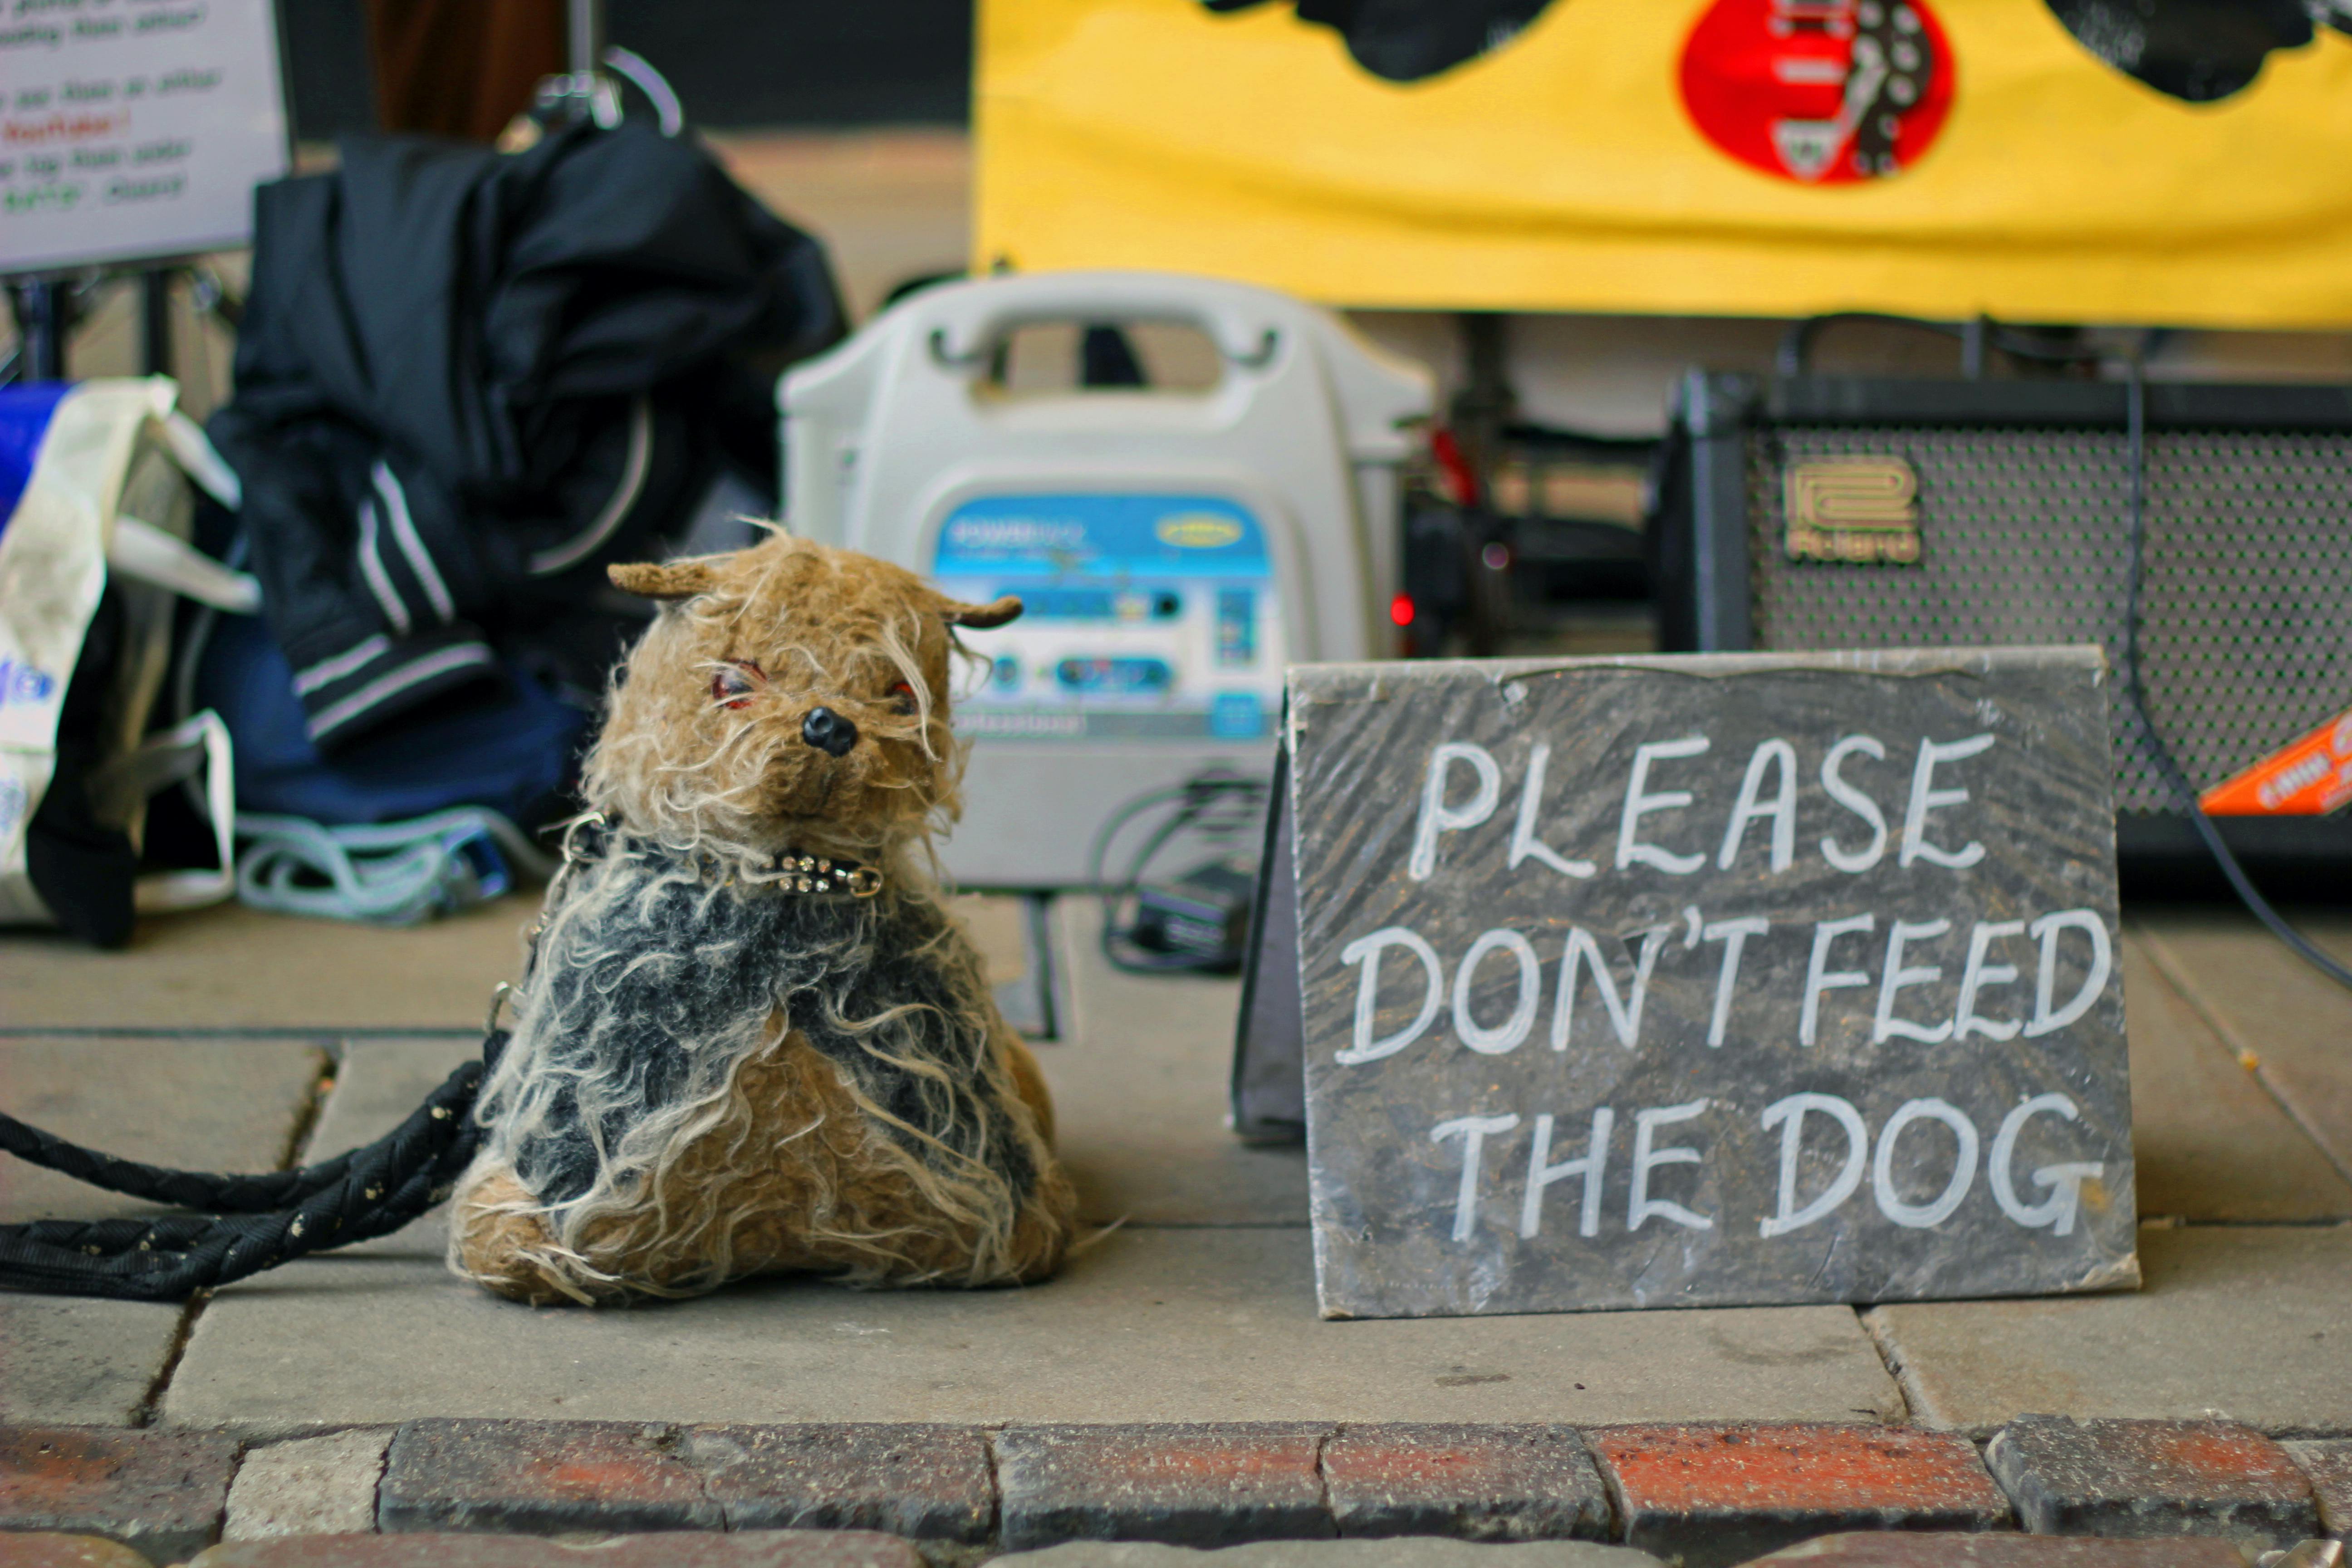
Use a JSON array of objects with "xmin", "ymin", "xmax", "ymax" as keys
[{"xmin": 801, "ymin": 706, "xmax": 859, "ymax": 757}]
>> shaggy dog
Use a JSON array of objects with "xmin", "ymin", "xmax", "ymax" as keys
[{"xmin": 447, "ymin": 534, "xmax": 1078, "ymax": 1304}]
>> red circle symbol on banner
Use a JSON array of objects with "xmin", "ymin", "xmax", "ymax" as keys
[{"xmin": 1679, "ymin": 0, "xmax": 1956, "ymax": 185}]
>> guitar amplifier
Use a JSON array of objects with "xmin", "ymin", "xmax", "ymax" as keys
[{"xmin": 1652, "ymin": 372, "xmax": 2352, "ymax": 876}]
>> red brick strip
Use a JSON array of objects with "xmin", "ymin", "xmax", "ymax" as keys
[
  {"xmin": 2287, "ymin": 1440, "xmax": 2352, "ymax": 1539},
  {"xmin": 991, "ymin": 1423, "xmax": 1333, "ymax": 1552},
  {"xmin": 1322, "ymin": 1423, "xmax": 1611, "ymax": 1541},
  {"xmin": 1984, "ymin": 1416, "xmax": 2319, "ymax": 1546},
  {"xmin": 0, "ymin": 1426, "xmax": 239, "ymax": 1564},
  {"xmin": 1586, "ymin": 1422, "xmax": 2012, "ymax": 1568},
  {"xmin": 186, "ymin": 1530, "xmax": 923, "ymax": 1567},
  {"xmin": 377, "ymin": 1420, "xmax": 721, "ymax": 1535},
  {"xmin": 680, "ymin": 1424, "xmax": 993, "ymax": 1543}
]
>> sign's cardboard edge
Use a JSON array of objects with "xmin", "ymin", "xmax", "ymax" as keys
[{"xmin": 1228, "ymin": 712, "xmax": 1303, "ymax": 1142}]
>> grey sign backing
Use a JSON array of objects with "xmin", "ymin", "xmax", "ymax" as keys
[{"xmin": 1232, "ymin": 647, "xmax": 2137, "ymax": 1320}]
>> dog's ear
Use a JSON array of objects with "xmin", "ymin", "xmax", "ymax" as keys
[
  {"xmin": 609, "ymin": 559, "xmax": 719, "ymax": 601},
  {"xmin": 935, "ymin": 593, "xmax": 1023, "ymax": 629}
]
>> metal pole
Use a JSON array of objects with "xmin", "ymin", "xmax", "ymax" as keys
[
  {"xmin": 568, "ymin": 0, "xmax": 604, "ymax": 78},
  {"xmin": 11, "ymin": 279, "xmax": 71, "ymax": 381},
  {"xmin": 142, "ymin": 270, "xmax": 175, "ymax": 378}
]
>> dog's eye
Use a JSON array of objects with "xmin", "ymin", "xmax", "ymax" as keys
[
  {"xmin": 888, "ymin": 681, "xmax": 917, "ymax": 715},
  {"xmin": 711, "ymin": 662, "xmax": 761, "ymax": 710}
]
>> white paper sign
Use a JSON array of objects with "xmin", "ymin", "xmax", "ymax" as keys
[{"xmin": 2, "ymin": 0, "xmax": 289, "ymax": 273}]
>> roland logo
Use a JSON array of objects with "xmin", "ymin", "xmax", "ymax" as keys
[
  {"xmin": 1784, "ymin": 456, "xmax": 1923, "ymax": 566},
  {"xmin": 1156, "ymin": 513, "xmax": 1244, "ymax": 549}
]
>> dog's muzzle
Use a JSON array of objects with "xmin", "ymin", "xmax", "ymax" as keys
[{"xmin": 802, "ymin": 706, "xmax": 859, "ymax": 757}]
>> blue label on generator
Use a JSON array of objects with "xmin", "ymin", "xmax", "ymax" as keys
[{"xmin": 932, "ymin": 494, "xmax": 1287, "ymax": 744}]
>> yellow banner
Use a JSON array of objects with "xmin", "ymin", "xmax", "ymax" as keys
[{"xmin": 974, "ymin": 0, "xmax": 2352, "ymax": 326}]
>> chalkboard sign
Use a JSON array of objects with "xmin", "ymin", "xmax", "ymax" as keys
[
  {"xmin": 3, "ymin": 0, "xmax": 289, "ymax": 274},
  {"xmin": 1233, "ymin": 648, "xmax": 2138, "ymax": 1320}
]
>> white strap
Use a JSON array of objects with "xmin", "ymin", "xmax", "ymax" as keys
[
  {"xmin": 109, "ymin": 514, "xmax": 263, "ymax": 612},
  {"xmin": 134, "ymin": 710, "xmax": 237, "ymax": 915},
  {"xmin": 158, "ymin": 411, "xmax": 243, "ymax": 510}
]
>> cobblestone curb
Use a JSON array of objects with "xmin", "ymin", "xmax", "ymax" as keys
[
  {"xmin": 221, "ymin": 1429, "xmax": 390, "ymax": 1540},
  {"xmin": 0, "ymin": 1426, "xmax": 240, "ymax": 1564},
  {"xmin": 1984, "ymin": 1417, "xmax": 2319, "ymax": 1546},
  {"xmin": 378, "ymin": 1420, "xmax": 722, "ymax": 1535},
  {"xmin": 2283, "ymin": 1440, "xmax": 2352, "ymax": 1540},
  {"xmin": 993, "ymin": 1424, "xmax": 1334, "ymax": 1552},
  {"xmin": 1734, "ymin": 1534, "xmax": 2266, "ymax": 1565},
  {"xmin": 1585, "ymin": 1423, "xmax": 2012, "ymax": 1568},
  {"xmin": 188, "ymin": 1529, "xmax": 926, "ymax": 1566},
  {"xmin": 1322, "ymin": 1426, "xmax": 1610, "ymax": 1543},
  {"xmin": 0, "ymin": 1533, "xmax": 163, "ymax": 1568},
  {"xmin": 681, "ymin": 1424, "xmax": 995, "ymax": 1543},
  {"xmin": 5, "ymin": 1417, "xmax": 2351, "ymax": 1561}
]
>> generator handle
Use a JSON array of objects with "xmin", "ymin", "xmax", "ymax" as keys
[{"xmin": 921, "ymin": 274, "xmax": 1286, "ymax": 372}]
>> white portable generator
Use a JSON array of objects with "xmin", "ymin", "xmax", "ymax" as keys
[{"xmin": 779, "ymin": 270, "xmax": 1432, "ymax": 887}]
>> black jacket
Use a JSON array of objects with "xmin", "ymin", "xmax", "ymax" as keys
[{"xmin": 211, "ymin": 123, "xmax": 841, "ymax": 749}]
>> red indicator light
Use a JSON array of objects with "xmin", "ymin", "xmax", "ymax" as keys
[{"xmin": 1389, "ymin": 593, "xmax": 1416, "ymax": 627}]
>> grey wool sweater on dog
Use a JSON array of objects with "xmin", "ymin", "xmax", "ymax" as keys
[{"xmin": 474, "ymin": 828, "xmax": 1041, "ymax": 1265}]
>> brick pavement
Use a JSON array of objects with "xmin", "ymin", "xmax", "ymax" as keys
[{"xmin": 2, "ymin": 1418, "xmax": 2347, "ymax": 1565}]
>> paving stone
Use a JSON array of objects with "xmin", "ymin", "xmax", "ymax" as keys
[
  {"xmin": 0, "ymin": 1298, "xmax": 193, "ymax": 1431},
  {"xmin": 0, "ymin": 898, "xmax": 537, "ymax": 1031},
  {"xmin": 2285, "ymin": 1441, "xmax": 2352, "ymax": 1538},
  {"xmin": 303, "ymin": 1042, "xmax": 484, "ymax": 1167},
  {"xmin": 0, "ymin": 1426, "xmax": 239, "ymax": 1563},
  {"xmin": 0, "ymin": 1039, "xmax": 329, "ymax": 1225},
  {"xmin": 1585, "ymin": 1423, "xmax": 2011, "ymax": 1568},
  {"xmin": 164, "ymin": 1219, "xmax": 1902, "ymax": 1436},
  {"xmin": 187, "ymin": 1530, "xmax": 926, "ymax": 1567},
  {"xmin": 221, "ymin": 1429, "xmax": 390, "ymax": 1539},
  {"xmin": 994, "ymin": 1423, "xmax": 1333, "ymax": 1550},
  {"xmin": 1736, "ymin": 1534, "xmax": 2259, "ymax": 1565},
  {"xmin": 0, "ymin": 1037, "xmax": 327, "ymax": 1427},
  {"xmin": 995, "ymin": 1542, "xmax": 1664, "ymax": 1568},
  {"xmin": 377, "ymin": 1419, "xmax": 721, "ymax": 1535},
  {"xmin": 1049, "ymin": 900, "xmax": 1308, "ymax": 1227},
  {"xmin": 0, "ymin": 1534, "xmax": 160, "ymax": 1568},
  {"xmin": 1984, "ymin": 1416, "xmax": 2318, "ymax": 1545},
  {"xmin": 1864, "ymin": 1225, "xmax": 2352, "ymax": 1436},
  {"xmin": 2118, "ymin": 941, "xmax": 2352, "ymax": 1220},
  {"xmin": 1322, "ymin": 1426, "xmax": 1610, "ymax": 1541},
  {"xmin": 2133, "ymin": 915, "xmax": 2352, "ymax": 1181},
  {"xmin": 680, "ymin": 1424, "xmax": 992, "ymax": 1543}
]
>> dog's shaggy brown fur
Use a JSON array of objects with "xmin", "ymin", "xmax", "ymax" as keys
[{"xmin": 446, "ymin": 534, "xmax": 1078, "ymax": 1305}]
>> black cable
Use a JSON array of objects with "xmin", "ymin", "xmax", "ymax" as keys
[
  {"xmin": 2119, "ymin": 360, "xmax": 2352, "ymax": 993},
  {"xmin": 1088, "ymin": 771, "xmax": 1267, "ymax": 975}
]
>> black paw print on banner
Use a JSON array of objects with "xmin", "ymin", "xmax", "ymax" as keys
[
  {"xmin": 2045, "ymin": 0, "xmax": 2352, "ymax": 102},
  {"xmin": 1201, "ymin": 0, "xmax": 1559, "ymax": 83}
]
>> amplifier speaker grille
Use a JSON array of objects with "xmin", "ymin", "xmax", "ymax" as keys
[{"xmin": 1749, "ymin": 426, "xmax": 2352, "ymax": 814}]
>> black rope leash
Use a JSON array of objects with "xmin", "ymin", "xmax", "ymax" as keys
[
  {"xmin": 0, "ymin": 819, "xmax": 616, "ymax": 1302},
  {"xmin": 0, "ymin": 1044, "xmax": 500, "ymax": 1301}
]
